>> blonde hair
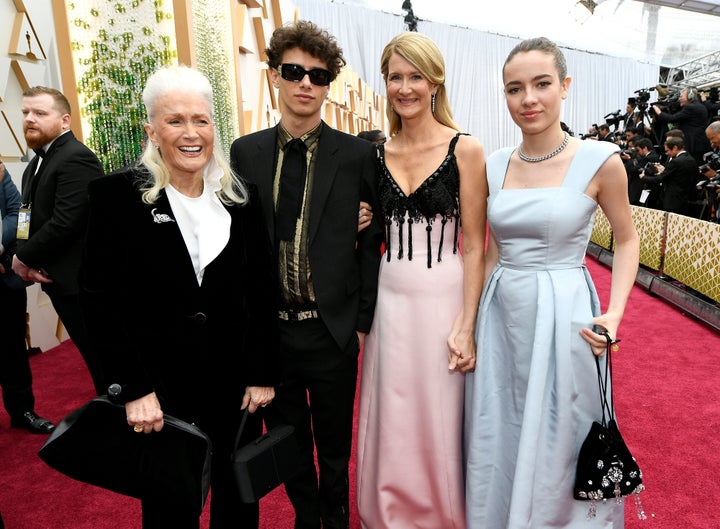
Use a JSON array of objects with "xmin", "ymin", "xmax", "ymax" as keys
[
  {"xmin": 380, "ymin": 32, "xmax": 459, "ymax": 136},
  {"xmin": 139, "ymin": 65, "xmax": 247, "ymax": 206}
]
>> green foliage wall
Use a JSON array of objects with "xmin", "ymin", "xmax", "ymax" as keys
[
  {"xmin": 191, "ymin": 0, "xmax": 239, "ymax": 158},
  {"xmin": 69, "ymin": 0, "xmax": 177, "ymax": 173}
]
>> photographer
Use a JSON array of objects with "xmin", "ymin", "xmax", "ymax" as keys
[
  {"xmin": 597, "ymin": 123, "xmax": 614, "ymax": 142},
  {"xmin": 702, "ymin": 87, "xmax": 720, "ymax": 119},
  {"xmin": 627, "ymin": 137, "xmax": 660, "ymax": 206},
  {"xmin": 704, "ymin": 120, "xmax": 720, "ymax": 162},
  {"xmin": 623, "ymin": 98, "xmax": 642, "ymax": 131},
  {"xmin": 696, "ymin": 121, "xmax": 720, "ymax": 221},
  {"xmin": 624, "ymin": 126, "xmax": 640, "ymax": 143},
  {"xmin": 640, "ymin": 135, "xmax": 699, "ymax": 216},
  {"xmin": 581, "ymin": 124, "xmax": 599, "ymax": 140},
  {"xmin": 652, "ymin": 87, "xmax": 712, "ymax": 164}
]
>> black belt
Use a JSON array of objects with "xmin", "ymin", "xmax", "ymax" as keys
[{"xmin": 278, "ymin": 309, "xmax": 319, "ymax": 321}]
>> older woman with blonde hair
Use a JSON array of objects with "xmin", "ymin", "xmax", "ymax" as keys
[
  {"xmin": 80, "ymin": 64, "xmax": 279, "ymax": 529},
  {"xmin": 356, "ymin": 32, "xmax": 487, "ymax": 529}
]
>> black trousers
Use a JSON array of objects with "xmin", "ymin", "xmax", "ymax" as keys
[
  {"xmin": 48, "ymin": 292, "xmax": 106, "ymax": 395},
  {"xmin": 141, "ymin": 406, "xmax": 263, "ymax": 529},
  {"xmin": 265, "ymin": 318, "xmax": 359, "ymax": 529},
  {"xmin": 0, "ymin": 283, "xmax": 34, "ymax": 418}
]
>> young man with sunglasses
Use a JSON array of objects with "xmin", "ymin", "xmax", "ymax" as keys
[{"xmin": 230, "ymin": 20, "xmax": 382, "ymax": 529}]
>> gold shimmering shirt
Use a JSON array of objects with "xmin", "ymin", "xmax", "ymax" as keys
[{"xmin": 274, "ymin": 122, "xmax": 322, "ymax": 309}]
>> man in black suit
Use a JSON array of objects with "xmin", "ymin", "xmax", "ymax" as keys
[
  {"xmin": 1, "ymin": 161, "xmax": 54, "ymax": 433},
  {"xmin": 653, "ymin": 87, "xmax": 712, "ymax": 165},
  {"xmin": 12, "ymin": 87, "xmax": 105, "ymax": 396},
  {"xmin": 597, "ymin": 123, "xmax": 614, "ymax": 142},
  {"xmin": 698, "ymin": 120, "xmax": 720, "ymax": 220},
  {"xmin": 626, "ymin": 137, "xmax": 660, "ymax": 207},
  {"xmin": 230, "ymin": 21, "xmax": 382, "ymax": 529},
  {"xmin": 640, "ymin": 135, "xmax": 699, "ymax": 216}
]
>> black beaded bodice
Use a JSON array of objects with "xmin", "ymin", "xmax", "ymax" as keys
[{"xmin": 378, "ymin": 132, "xmax": 465, "ymax": 268}]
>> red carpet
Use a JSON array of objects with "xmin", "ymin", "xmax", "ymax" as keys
[{"xmin": 0, "ymin": 257, "xmax": 718, "ymax": 528}]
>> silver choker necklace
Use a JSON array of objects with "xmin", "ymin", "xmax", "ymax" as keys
[{"xmin": 518, "ymin": 132, "xmax": 570, "ymax": 163}]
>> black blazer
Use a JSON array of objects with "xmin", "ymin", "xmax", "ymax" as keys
[
  {"xmin": 643, "ymin": 151, "xmax": 699, "ymax": 214},
  {"xmin": 17, "ymin": 131, "xmax": 103, "ymax": 296},
  {"xmin": 628, "ymin": 151, "xmax": 660, "ymax": 205},
  {"xmin": 656, "ymin": 101, "xmax": 712, "ymax": 156},
  {"xmin": 230, "ymin": 123, "xmax": 383, "ymax": 351},
  {"xmin": 79, "ymin": 167, "xmax": 279, "ymax": 423}
]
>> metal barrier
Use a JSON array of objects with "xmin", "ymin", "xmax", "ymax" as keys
[{"xmin": 589, "ymin": 206, "xmax": 720, "ymax": 331}]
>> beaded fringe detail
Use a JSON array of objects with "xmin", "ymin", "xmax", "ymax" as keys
[
  {"xmin": 385, "ymin": 215, "xmax": 459, "ymax": 268},
  {"xmin": 585, "ymin": 487, "xmax": 646, "ymax": 521}
]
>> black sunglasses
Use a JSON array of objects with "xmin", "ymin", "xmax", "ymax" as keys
[{"xmin": 278, "ymin": 63, "xmax": 333, "ymax": 86}]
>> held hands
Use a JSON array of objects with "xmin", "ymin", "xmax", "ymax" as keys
[
  {"xmin": 242, "ymin": 386, "xmax": 275, "ymax": 413},
  {"xmin": 126, "ymin": 392, "xmax": 164, "ymax": 434},
  {"xmin": 447, "ymin": 310, "xmax": 476, "ymax": 373}
]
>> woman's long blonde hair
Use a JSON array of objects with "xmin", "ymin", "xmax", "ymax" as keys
[{"xmin": 380, "ymin": 32, "xmax": 460, "ymax": 136}]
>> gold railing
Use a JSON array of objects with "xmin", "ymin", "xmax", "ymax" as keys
[{"xmin": 590, "ymin": 206, "xmax": 720, "ymax": 303}]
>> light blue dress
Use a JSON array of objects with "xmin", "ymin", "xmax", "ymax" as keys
[{"xmin": 464, "ymin": 140, "xmax": 625, "ymax": 528}]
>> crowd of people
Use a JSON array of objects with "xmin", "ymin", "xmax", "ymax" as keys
[
  {"xmin": 2, "ymin": 20, "xmax": 649, "ymax": 529},
  {"xmin": 585, "ymin": 86, "xmax": 720, "ymax": 221}
]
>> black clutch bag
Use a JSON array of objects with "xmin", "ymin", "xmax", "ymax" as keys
[
  {"xmin": 38, "ymin": 396, "xmax": 211, "ymax": 516},
  {"xmin": 573, "ymin": 333, "xmax": 646, "ymax": 520},
  {"xmin": 231, "ymin": 408, "xmax": 301, "ymax": 503}
]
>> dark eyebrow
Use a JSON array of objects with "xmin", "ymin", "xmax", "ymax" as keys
[{"xmin": 504, "ymin": 73, "xmax": 554, "ymax": 89}]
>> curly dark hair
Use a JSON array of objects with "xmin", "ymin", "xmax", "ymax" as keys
[{"xmin": 265, "ymin": 20, "xmax": 346, "ymax": 80}]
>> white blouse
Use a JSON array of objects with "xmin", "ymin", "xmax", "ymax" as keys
[{"xmin": 165, "ymin": 160, "xmax": 231, "ymax": 285}]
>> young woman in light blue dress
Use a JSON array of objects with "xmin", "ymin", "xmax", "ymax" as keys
[{"xmin": 464, "ymin": 37, "xmax": 640, "ymax": 529}]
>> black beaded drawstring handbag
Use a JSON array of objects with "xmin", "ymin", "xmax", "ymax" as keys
[{"xmin": 573, "ymin": 332, "xmax": 646, "ymax": 520}]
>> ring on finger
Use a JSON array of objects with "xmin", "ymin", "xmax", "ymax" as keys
[{"xmin": 133, "ymin": 424, "xmax": 144, "ymax": 433}]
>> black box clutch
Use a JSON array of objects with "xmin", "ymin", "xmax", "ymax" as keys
[
  {"xmin": 38, "ymin": 396, "xmax": 211, "ymax": 516},
  {"xmin": 231, "ymin": 409, "xmax": 301, "ymax": 503}
]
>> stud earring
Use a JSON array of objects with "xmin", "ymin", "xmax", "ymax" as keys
[{"xmin": 431, "ymin": 93, "xmax": 436, "ymax": 114}]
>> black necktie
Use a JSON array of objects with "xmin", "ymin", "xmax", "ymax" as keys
[
  {"xmin": 34, "ymin": 148, "xmax": 45, "ymax": 158},
  {"xmin": 276, "ymin": 139, "xmax": 307, "ymax": 241}
]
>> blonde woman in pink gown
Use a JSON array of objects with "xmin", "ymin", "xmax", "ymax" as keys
[{"xmin": 356, "ymin": 32, "xmax": 487, "ymax": 529}]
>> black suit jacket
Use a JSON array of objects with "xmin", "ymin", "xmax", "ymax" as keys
[
  {"xmin": 79, "ymin": 167, "xmax": 279, "ymax": 422},
  {"xmin": 230, "ymin": 123, "xmax": 383, "ymax": 351},
  {"xmin": 656, "ymin": 101, "xmax": 712, "ymax": 157},
  {"xmin": 17, "ymin": 131, "xmax": 103, "ymax": 296},
  {"xmin": 643, "ymin": 151, "xmax": 699, "ymax": 214},
  {"xmin": 627, "ymin": 151, "xmax": 660, "ymax": 205}
]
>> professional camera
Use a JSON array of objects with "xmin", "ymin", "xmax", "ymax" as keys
[
  {"xmin": 643, "ymin": 161, "xmax": 659, "ymax": 176},
  {"xmin": 651, "ymin": 88, "xmax": 681, "ymax": 114},
  {"xmin": 621, "ymin": 147, "xmax": 637, "ymax": 158},
  {"xmin": 656, "ymin": 92, "xmax": 680, "ymax": 113},
  {"xmin": 696, "ymin": 175, "xmax": 719, "ymax": 190},
  {"xmin": 604, "ymin": 109, "xmax": 622, "ymax": 130},
  {"xmin": 580, "ymin": 124, "xmax": 599, "ymax": 140},
  {"xmin": 634, "ymin": 88, "xmax": 652, "ymax": 108},
  {"xmin": 699, "ymin": 151, "xmax": 720, "ymax": 174}
]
